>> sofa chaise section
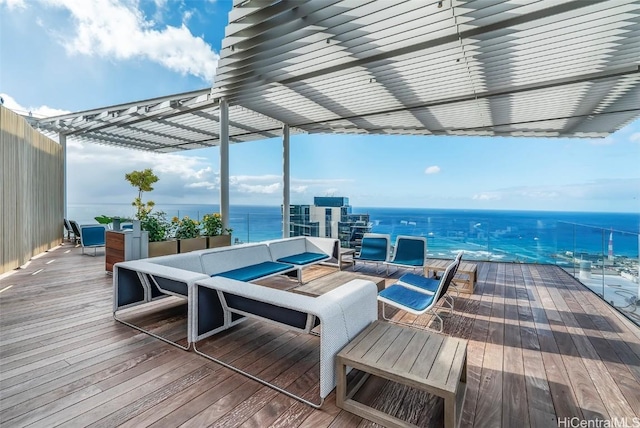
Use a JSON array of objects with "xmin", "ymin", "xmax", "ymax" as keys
[
  {"xmin": 192, "ymin": 276, "xmax": 378, "ymax": 408},
  {"xmin": 266, "ymin": 236, "xmax": 338, "ymax": 282},
  {"xmin": 200, "ymin": 243, "xmax": 297, "ymax": 281}
]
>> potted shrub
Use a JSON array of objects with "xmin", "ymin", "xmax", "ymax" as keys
[
  {"xmin": 172, "ymin": 216, "xmax": 207, "ymax": 253},
  {"xmin": 142, "ymin": 211, "xmax": 177, "ymax": 257},
  {"xmin": 201, "ymin": 213, "xmax": 232, "ymax": 248}
]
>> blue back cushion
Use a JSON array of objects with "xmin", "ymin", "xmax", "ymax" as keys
[
  {"xmin": 359, "ymin": 237, "xmax": 387, "ymax": 261},
  {"xmin": 223, "ymin": 294, "xmax": 309, "ymax": 330},
  {"xmin": 393, "ymin": 239, "xmax": 425, "ymax": 266},
  {"xmin": 82, "ymin": 227, "xmax": 105, "ymax": 246}
]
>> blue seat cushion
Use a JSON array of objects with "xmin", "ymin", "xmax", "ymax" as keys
[
  {"xmin": 378, "ymin": 284, "xmax": 434, "ymax": 312},
  {"xmin": 215, "ymin": 261, "xmax": 294, "ymax": 282},
  {"xmin": 277, "ymin": 252, "xmax": 328, "ymax": 265},
  {"xmin": 398, "ymin": 273, "xmax": 439, "ymax": 294}
]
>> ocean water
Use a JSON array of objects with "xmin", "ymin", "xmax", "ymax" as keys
[{"xmin": 68, "ymin": 203, "xmax": 639, "ymax": 263}]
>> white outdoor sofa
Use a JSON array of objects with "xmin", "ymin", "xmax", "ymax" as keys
[{"xmin": 112, "ymin": 236, "xmax": 376, "ymax": 407}]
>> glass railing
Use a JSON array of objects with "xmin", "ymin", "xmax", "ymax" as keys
[{"xmin": 556, "ymin": 222, "xmax": 640, "ymax": 327}]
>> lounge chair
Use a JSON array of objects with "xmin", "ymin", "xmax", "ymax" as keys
[
  {"xmin": 70, "ymin": 220, "xmax": 82, "ymax": 244},
  {"xmin": 377, "ymin": 255, "xmax": 460, "ymax": 333},
  {"xmin": 78, "ymin": 224, "xmax": 107, "ymax": 256},
  {"xmin": 63, "ymin": 218, "xmax": 76, "ymax": 242},
  {"xmin": 385, "ymin": 235, "xmax": 427, "ymax": 274},
  {"xmin": 353, "ymin": 233, "xmax": 390, "ymax": 274},
  {"xmin": 396, "ymin": 251, "xmax": 463, "ymax": 314}
]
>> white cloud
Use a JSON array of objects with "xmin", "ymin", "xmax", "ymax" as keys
[
  {"xmin": 425, "ymin": 165, "xmax": 441, "ymax": 174},
  {"xmin": 185, "ymin": 181, "xmax": 216, "ymax": 190},
  {"xmin": 237, "ymin": 183, "xmax": 281, "ymax": 194},
  {"xmin": 630, "ymin": 132, "xmax": 640, "ymax": 143},
  {"xmin": 291, "ymin": 185, "xmax": 307, "ymax": 193},
  {"xmin": 472, "ymin": 178, "xmax": 640, "ymax": 207},
  {"xmin": 0, "ymin": 0, "xmax": 25, "ymax": 10},
  {"xmin": 40, "ymin": 0, "xmax": 218, "ymax": 82},
  {"xmin": 0, "ymin": 93, "xmax": 70, "ymax": 118},
  {"xmin": 472, "ymin": 192, "xmax": 501, "ymax": 201}
]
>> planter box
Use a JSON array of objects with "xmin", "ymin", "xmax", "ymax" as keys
[
  {"xmin": 207, "ymin": 234, "xmax": 232, "ymax": 249},
  {"xmin": 148, "ymin": 240, "xmax": 178, "ymax": 258},
  {"xmin": 179, "ymin": 237, "xmax": 208, "ymax": 253},
  {"xmin": 105, "ymin": 228, "xmax": 149, "ymax": 272}
]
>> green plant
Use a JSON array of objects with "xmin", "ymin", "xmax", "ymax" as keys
[
  {"xmin": 141, "ymin": 211, "xmax": 171, "ymax": 242},
  {"xmin": 201, "ymin": 213, "xmax": 232, "ymax": 236},
  {"xmin": 125, "ymin": 168, "xmax": 159, "ymax": 219},
  {"xmin": 94, "ymin": 215, "xmax": 113, "ymax": 225},
  {"xmin": 171, "ymin": 216, "xmax": 201, "ymax": 239},
  {"xmin": 94, "ymin": 215, "xmax": 134, "ymax": 225}
]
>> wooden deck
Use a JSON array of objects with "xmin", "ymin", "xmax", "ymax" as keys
[{"xmin": 1, "ymin": 243, "xmax": 639, "ymax": 427}]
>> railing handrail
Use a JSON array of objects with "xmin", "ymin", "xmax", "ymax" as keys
[{"xmin": 556, "ymin": 220, "xmax": 639, "ymax": 236}]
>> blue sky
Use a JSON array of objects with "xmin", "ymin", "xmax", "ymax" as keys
[{"xmin": 1, "ymin": 0, "xmax": 639, "ymax": 213}]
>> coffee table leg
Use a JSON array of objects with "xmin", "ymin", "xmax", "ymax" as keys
[{"xmin": 336, "ymin": 357, "xmax": 347, "ymax": 408}]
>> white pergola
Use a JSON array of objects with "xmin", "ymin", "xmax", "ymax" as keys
[{"xmin": 31, "ymin": 0, "xmax": 640, "ymax": 234}]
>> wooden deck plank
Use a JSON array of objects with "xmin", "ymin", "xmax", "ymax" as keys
[
  {"xmin": 1, "ymin": 244, "xmax": 639, "ymax": 427},
  {"xmin": 533, "ymin": 267, "xmax": 611, "ymax": 421},
  {"xmin": 502, "ymin": 264, "xmax": 530, "ymax": 428},
  {"xmin": 459, "ymin": 261, "xmax": 491, "ymax": 428},
  {"xmin": 518, "ymin": 265, "xmax": 556, "ymax": 427}
]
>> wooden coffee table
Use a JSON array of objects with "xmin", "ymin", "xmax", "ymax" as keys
[
  {"xmin": 336, "ymin": 320, "xmax": 467, "ymax": 428},
  {"xmin": 293, "ymin": 270, "xmax": 385, "ymax": 297}
]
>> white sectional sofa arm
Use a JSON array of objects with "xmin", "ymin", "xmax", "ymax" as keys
[
  {"xmin": 114, "ymin": 260, "xmax": 208, "ymax": 308},
  {"xmin": 313, "ymin": 279, "xmax": 378, "ymax": 399}
]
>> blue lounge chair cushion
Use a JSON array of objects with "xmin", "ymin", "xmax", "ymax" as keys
[
  {"xmin": 378, "ymin": 284, "xmax": 435, "ymax": 312},
  {"xmin": 277, "ymin": 252, "xmax": 328, "ymax": 265},
  {"xmin": 80, "ymin": 226, "xmax": 106, "ymax": 247},
  {"xmin": 398, "ymin": 273, "xmax": 439, "ymax": 294},
  {"xmin": 357, "ymin": 237, "xmax": 388, "ymax": 261},
  {"xmin": 215, "ymin": 261, "xmax": 294, "ymax": 282},
  {"xmin": 391, "ymin": 239, "xmax": 425, "ymax": 266}
]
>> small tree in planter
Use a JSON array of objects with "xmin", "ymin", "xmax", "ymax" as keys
[{"xmin": 125, "ymin": 168, "xmax": 159, "ymax": 220}]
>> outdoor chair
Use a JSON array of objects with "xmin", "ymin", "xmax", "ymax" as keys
[
  {"xmin": 353, "ymin": 233, "xmax": 390, "ymax": 274},
  {"xmin": 397, "ymin": 251, "xmax": 463, "ymax": 315},
  {"xmin": 63, "ymin": 218, "xmax": 76, "ymax": 242},
  {"xmin": 385, "ymin": 235, "xmax": 427, "ymax": 274},
  {"xmin": 377, "ymin": 255, "xmax": 460, "ymax": 333},
  {"xmin": 70, "ymin": 220, "xmax": 82, "ymax": 244},
  {"xmin": 78, "ymin": 224, "xmax": 107, "ymax": 256}
]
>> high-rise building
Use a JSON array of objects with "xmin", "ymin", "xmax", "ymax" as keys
[{"xmin": 288, "ymin": 197, "xmax": 371, "ymax": 248}]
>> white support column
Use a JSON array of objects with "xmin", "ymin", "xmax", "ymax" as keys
[
  {"xmin": 282, "ymin": 124, "xmax": 290, "ymax": 238},
  {"xmin": 220, "ymin": 98, "xmax": 230, "ymax": 232},
  {"xmin": 59, "ymin": 133, "xmax": 67, "ymax": 219}
]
